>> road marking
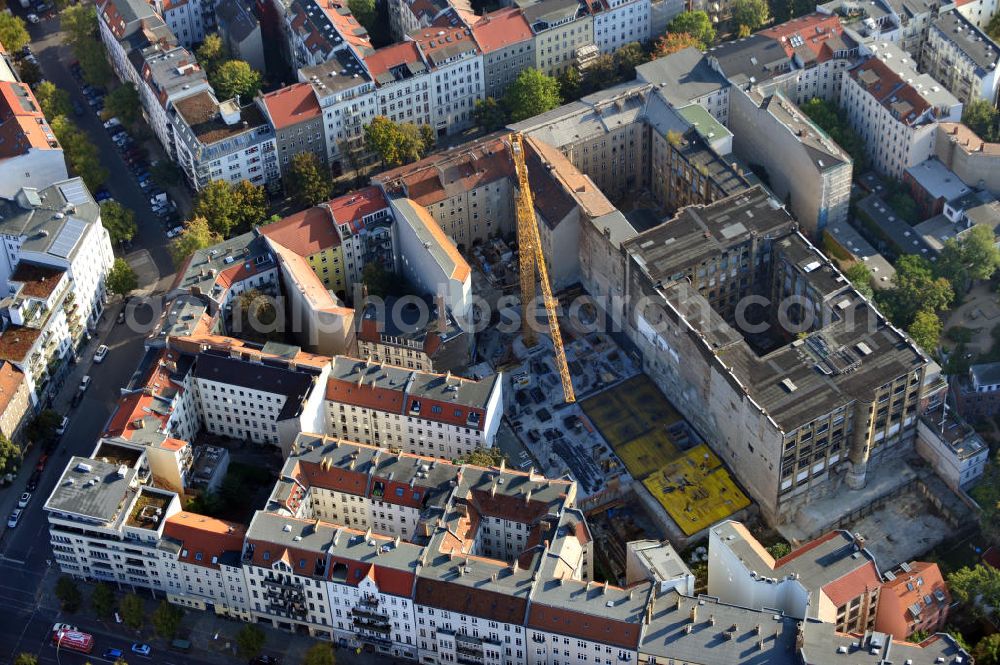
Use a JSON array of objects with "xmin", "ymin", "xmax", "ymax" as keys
[{"xmin": 1, "ymin": 557, "xmax": 26, "ymax": 564}]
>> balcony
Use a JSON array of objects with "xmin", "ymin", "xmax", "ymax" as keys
[{"xmin": 352, "ymin": 615, "xmax": 391, "ymax": 633}]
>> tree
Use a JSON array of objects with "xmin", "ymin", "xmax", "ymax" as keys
[
  {"xmin": 170, "ymin": 217, "xmax": 221, "ymax": 266},
  {"xmin": 348, "ymin": 0, "xmax": 376, "ymax": 32},
  {"xmin": 120, "ymin": 593, "xmax": 144, "ymax": 629},
  {"xmin": 844, "ymin": 261, "xmax": 874, "ymax": 299},
  {"xmin": 302, "ymin": 641, "xmax": 336, "ymax": 665},
  {"xmin": 152, "ymin": 160, "xmax": 183, "ymax": 187},
  {"xmin": 474, "ymin": 97, "xmax": 507, "ymax": 132},
  {"xmin": 13, "ymin": 654, "xmax": 38, "ymax": 665},
  {"xmin": 152, "ymin": 600, "xmax": 183, "ymax": 640},
  {"xmin": 101, "ymin": 201, "xmax": 137, "ymax": 246},
  {"xmin": 196, "ymin": 33, "xmax": 227, "ymax": 74},
  {"xmin": 193, "ymin": 180, "xmax": 243, "ymax": 236},
  {"xmin": 55, "ymin": 576, "xmax": 82, "ymax": 613},
  {"xmin": 77, "ymin": 39, "xmax": 114, "ymax": 87},
  {"xmin": 419, "ymin": 123, "xmax": 436, "ymax": 156},
  {"xmin": 732, "ymin": 0, "xmax": 770, "ymax": 32},
  {"xmin": 397, "ymin": 122, "xmax": 426, "ymax": 164},
  {"xmin": 18, "ymin": 60, "xmax": 42, "ymax": 86},
  {"xmin": 91, "ymin": 582, "xmax": 116, "ymax": 618},
  {"xmin": 800, "ymin": 97, "xmax": 869, "ymax": 171},
  {"xmin": 653, "ymin": 32, "xmax": 702, "ymax": 57},
  {"xmin": 287, "ymin": 152, "xmax": 332, "ymax": 207},
  {"xmin": 236, "ymin": 625, "xmax": 266, "ymax": 659},
  {"xmin": 0, "ymin": 433, "xmax": 18, "ymax": 474},
  {"xmin": 962, "ymin": 98, "xmax": 1000, "ymax": 143},
  {"xmin": 50, "ymin": 116, "xmax": 108, "ymax": 190},
  {"xmin": 234, "ymin": 179, "xmax": 267, "ymax": 229},
  {"xmin": 458, "ymin": 447, "xmax": 506, "ymax": 467},
  {"xmin": 62, "ymin": 4, "xmax": 99, "ymax": 44},
  {"xmin": 211, "ymin": 60, "xmax": 261, "ymax": 101},
  {"xmin": 975, "ymin": 634, "xmax": 1000, "ymax": 665},
  {"xmin": 946, "ymin": 564, "xmax": 1000, "ymax": 618},
  {"xmin": 557, "ymin": 68, "xmax": 582, "ymax": 101},
  {"xmin": 615, "ymin": 42, "xmax": 648, "ymax": 78},
  {"xmin": 0, "ymin": 15, "xmax": 29, "ymax": 54},
  {"xmin": 504, "ymin": 68, "xmax": 562, "ymax": 123},
  {"xmin": 937, "ymin": 224, "xmax": 1000, "ymax": 293},
  {"xmin": 102, "ymin": 83, "xmax": 140, "ymax": 126},
  {"xmin": 580, "ymin": 54, "xmax": 618, "ymax": 95},
  {"xmin": 364, "ymin": 116, "xmax": 432, "ymax": 168},
  {"xmin": 26, "ymin": 409, "xmax": 60, "ymax": 444},
  {"xmin": 33, "ymin": 81, "xmax": 72, "ymax": 120},
  {"xmin": 361, "ymin": 262, "xmax": 393, "ymax": 298},
  {"xmin": 885, "ymin": 254, "xmax": 953, "ymax": 326},
  {"xmin": 971, "ymin": 452, "xmax": 1000, "ymax": 543},
  {"xmin": 765, "ymin": 542, "xmax": 791, "ymax": 559},
  {"xmin": 908, "ymin": 308, "xmax": 941, "ymax": 354},
  {"xmin": 667, "ymin": 11, "xmax": 715, "ymax": 48},
  {"xmin": 989, "ymin": 11, "xmax": 1000, "ymax": 42},
  {"xmin": 107, "ymin": 258, "xmax": 138, "ymax": 296}
]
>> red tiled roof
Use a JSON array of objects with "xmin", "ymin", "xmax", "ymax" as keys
[
  {"xmin": 879, "ymin": 561, "xmax": 951, "ymax": 616},
  {"xmin": 364, "ymin": 42, "xmax": 424, "ymax": 80},
  {"xmin": 164, "ymin": 511, "xmax": 246, "ymax": 570},
  {"xmin": 328, "ymin": 186, "xmax": 389, "ymax": 227},
  {"xmin": 760, "ymin": 13, "xmax": 845, "ymax": 63},
  {"xmin": 261, "ymin": 206, "xmax": 339, "ymax": 258},
  {"xmin": 0, "ymin": 82, "xmax": 59, "ymax": 158},
  {"xmin": 471, "ymin": 8, "xmax": 532, "ymax": 53},
  {"xmin": 851, "ymin": 57, "xmax": 930, "ymax": 126},
  {"xmin": 260, "ymin": 83, "xmax": 321, "ymax": 130},
  {"xmin": 299, "ymin": 459, "xmax": 370, "ymax": 496},
  {"xmin": 822, "ymin": 561, "xmax": 881, "ymax": 607},
  {"xmin": 415, "ymin": 577, "xmax": 528, "ymax": 623},
  {"xmin": 326, "ymin": 376, "xmax": 406, "ymax": 411},
  {"xmin": 0, "ymin": 362, "xmax": 26, "ymax": 418}
]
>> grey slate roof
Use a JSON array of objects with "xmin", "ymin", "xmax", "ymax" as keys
[
  {"xmin": 799, "ymin": 620, "xmax": 969, "ymax": 665},
  {"xmin": 192, "ymin": 351, "xmax": 321, "ymax": 420},
  {"xmin": 216, "ymin": 0, "xmax": 260, "ymax": 43},
  {"xmin": 971, "ymin": 361, "xmax": 1000, "ymax": 387},
  {"xmin": 932, "ymin": 9, "xmax": 1000, "ymax": 74},
  {"xmin": 706, "ymin": 35, "xmax": 790, "ymax": 87},
  {"xmin": 636, "ymin": 47, "xmax": 730, "ymax": 107},
  {"xmin": 0, "ymin": 180, "xmax": 100, "ymax": 258}
]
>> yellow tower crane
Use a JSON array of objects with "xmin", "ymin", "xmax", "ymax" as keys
[{"xmin": 508, "ymin": 132, "xmax": 575, "ymax": 404}]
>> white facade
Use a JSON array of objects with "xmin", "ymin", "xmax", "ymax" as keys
[
  {"xmin": 155, "ymin": 0, "xmax": 209, "ymax": 46},
  {"xmin": 305, "ymin": 75, "xmax": 378, "ymax": 166},
  {"xmin": 915, "ymin": 415, "xmax": 990, "ymax": 489},
  {"xmin": 428, "ymin": 54, "xmax": 484, "ymax": 136},
  {"xmin": 922, "ymin": 12, "xmax": 1000, "ymax": 106},
  {"xmin": 376, "ymin": 73, "xmax": 432, "ymax": 127},
  {"xmin": 594, "ymin": 0, "xmax": 651, "ymax": 53},
  {"xmin": 957, "ymin": 0, "xmax": 1000, "ymax": 29}
]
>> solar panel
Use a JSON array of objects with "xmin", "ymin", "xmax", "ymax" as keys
[
  {"xmin": 58, "ymin": 179, "xmax": 91, "ymax": 205},
  {"xmin": 49, "ymin": 217, "xmax": 86, "ymax": 258}
]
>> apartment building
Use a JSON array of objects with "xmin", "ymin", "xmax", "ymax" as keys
[
  {"xmin": 0, "ymin": 81, "xmax": 66, "ymax": 198},
  {"xmin": 261, "ymin": 205, "xmax": 346, "ymax": 294},
  {"xmin": 916, "ymin": 403, "xmax": 990, "ymax": 488},
  {"xmin": 324, "ymin": 355, "xmax": 502, "ymax": 458},
  {"xmin": 841, "ymin": 42, "xmax": 962, "ymax": 179},
  {"xmin": 137, "ymin": 43, "xmax": 211, "ymax": 159},
  {"xmin": 388, "ymin": 0, "xmax": 451, "ymax": 41},
  {"xmin": 409, "ymin": 11, "xmax": 485, "ymax": 136},
  {"xmin": 374, "ymin": 136, "xmax": 516, "ymax": 250},
  {"xmin": 922, "ymin": 9, "xmax": 1000, "ymax": 106},
  {"xmin": 153, "ymin": 0, "xmax": 211, "ymax": 47},
  {"xmin": 935, "ymin": 122, "xmax": 1000, "ymax": 195},
  {"xmin": 730, "ymin": 87, "xmax": 853, "ymax": 237},
  {"xmin": 161, "ymin": 511, "xmax": 251, "ymax": 619},
  {"xmin": 614, "ymin": 187, "xmax": 928, "ymax": 526},
  {"xmin": 363, "ymin": 43, "xmax": 431, "ymax": 130},
  {"xmin": 172, "ymin": 92, "xmax": 281, "ymax": 192},
  {"xmin": 636, "ymin": 47, "xmax": 731, "ymax": 124},
  {"xmin": 299, "ymin": 50, "xmax": 378, "ymax": 171},
  {"xmin": 357, "ymin": 295, "xmax": 470, "ymax": 373},
  {"xmin": 470, "ymin": 8, "xmax": 535, "ymax": 100},
  {"xmin": 524, "ymin": 0, "xmax": 595, "ymax": 77},
  {"xmin": 97, "ymin": 0, "xmax": 176, "ymax": 91},
  {"xmin": 257, "ymin": 83, "xmax": 329, "ymax": 182},
  {"xmin": 0, "ymin": 361, "xmax": 30, "ymax": 446},
  {"xmin": 328, "ymin": 186, "xmax": 394, "ymax": 288},
  {"xmin": 278, "ymin": 0, "xmax": 375, "ymax": 69},
  {"xmin": 957, "ymin": 0, "xmax": 1000, "ymax": 30},
  {"xmin": 874, "ymin": 561, "xmax": 950, "ymax": 639},
  {"xmin": 0, "ymin": 180, "xmax": 113, "ymax": 332},
  {"xmin": 708, "ymin": 521, "xmax": 881, "ymax": 634},
  {"xmin": 593, "ymin": 0, "xmax": 651, "ymax": 53},
  {"xmin": 216, "ymin": 0, "xmax": 265, "ymax": 73}
]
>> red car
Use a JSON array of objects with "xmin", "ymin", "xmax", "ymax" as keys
[{"xmin": 36, "ymin": 453, "xmax": 48, "ymax": 472}]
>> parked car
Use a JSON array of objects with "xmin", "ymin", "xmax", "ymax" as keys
[
  {"xmin": 102, "ymin": 649, "xmax": 124, "ymax": 659},
  {"xmin": 26, "ymin": 471, "xmax": 40, "ymax": 491},
  {"xmin": 78, "ymin": 375, "xmax": 91, "ymax": 393},
  {"xmin": 56, "ymin": 415, "xmax": 69, "ymax": 435},
  {"xmin": 94, "ymin": 189, "xmax": 112, "ymax": 203},
  {"xmin": 52, "ymin": 623, "xmax": 78, "ymax": 634},
  {"xmin": 93, "ymin": 344, "xmax": 109, "ymax": 363},
  {"xmin": 131, "ymin": 643, "xmax": 152, "ymax": 657},
  {"xmin": 26, "ymin": 13, "xmax": 39, "ymax": 23},
  {"xmin": 7, "ymin": 509, "xmax": 22, "ymax": 528},
  {"xmin": 166, "ymin": 226, "xmax": 184, "ymax": 239},
  {"xmin": 103, "ymin": 117, "xmax": 120, "ymax": 130},
  {"xmin": 36, "ymin": 453, "xmax": 48, "ymax": 472},
  {"xmin": 17, "ymin": 492, "xmax": 30, "ymax": 508},
  {"xmin": 71, "ymin": 100, "xmax": 84, "ymax": 116}
]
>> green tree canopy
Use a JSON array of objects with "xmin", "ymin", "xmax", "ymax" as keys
[
  {"xmin": 360, "ymin": 262, "xmax": 394, "ymax": 298},
  {"xmin": 62, "ymin": 5, "xmax": 113, "ymax": 86},
  {"xmin": 50, "ymin": 116, "xmax": 108, "ymax": 190},
  {"xmin": 970, "ymin": 451, "xmax": 1000, "ymax": 544},
  {"xmin": 302, "ymin": 641, "xmax": 336, "ymax": 665},
  {"xmin": 14, "ymin": 654, "xmax": 38, "ymax": 665},
  {"xmin": 348, "ymin": 0, "xmax": 376, "ymax": 32},
  {"xmin": 170, "ymin": 216, "xmax": 221, "ymax": 267},
  {"xmin": 907, "ymin": 308, "xmax": 942, "ymax": 355},
  {"xmin": 196, "ymin": 33, "xmax": 228, "ymax": 74},
  {"xmin": 765, "ymin": 542, "xmax": 791, "ymax": 558},
  {"xmin": 236, "ymin": 625, "xmax": 266, "ymax": 659},
  {"xmin": 287, "ymin": 152, "xmax": 332, "ymax": 208},
  {"xmin": 102, "ymin": 83, "xmax": 140, "ymax": 126},
  {"xmin": 732, "ymin": 0, "xmax": 771, "ymax": 31},
  {"xmin": 26, "ymin": 409, "xmax": 60, "ymax": 444},
  {"xmin": 55, "ymin": 576, "xmax": 82, "ymax": 613},
  {"xmin": 100, "ymin": 201, "xmax": 137, "ymax": 246},
  {"xmin": 120, "ymin": 593, "xmax": 144, "ymax": 629},
  {"xmin": 653, "ymin": 32, "xmax": 702, "ymax": 57},
  {"xmin": 975, "ymin": 634, "xmax": 1000, "ymax": 665},
  {"xmin": 474, "ymin": 97, "xmax": 507, "ymax": 131},
  {"xmin": 800, "ymin": 97, "xmax": 868, "ymax": 171},
  {"xmin": 504, "ymin": 68, "xmax": 562, "ymax": 122},
  {"xmin": 557, "ymin": 68, "xmax": 582, "ymax": 101},
  {"xmin": 234, "ymin": 179, "xmax": 267, "ymax": 228},
  {"xmin": 193, "ymin": 179, "xmax": 265, "ymax": 236},
  {"xmin": 962, "ymin": 98, "xmax": 1000, "ymax": 143},
  {"xmin": 91, "ymin": 582, "xmax": 116, "ymax": 618},
  {"xmin": 363, "ymin": 116, "xmax": 432, "ymax": 168},
  {"xmin": 458, "ymin": 447, "xmax": 507, "ymax": 467},
  {"xmin": 0, "ymin": 15, "xmax": 30, "ymax": 54},
  {"xmin": 107, "ymin": 258, "xmax": 138, "ymax": 296},
  {"xmin": 947, "ymin": 564, "xmax": 1000, "ymax": 618},
  {"xmin": 614, "ymin": 42, "xmax": 649, "ymax": 78},
  {"xmin": 33, "ymin": 81, "xmax": 72, "ymax": 120},
  {"xmin": 152, "ymin": 160, "xmax": 183, "ymax": 187},
  {"xmin": 0, "ymin": 433, "xmax": 19, "ymax": 475},
  {"xmin": 667, "ymin": 11, "xmax": 716, "ymax": 48},
  {"xmin": 152, "ymin": 600, "xmax": 183, "ymax": 640},
  {"xmin": 62, "ymin": 4, "xmax": 99, "ymax": 44},
  {"xmin": 844, "ymin": 261, "xmax": 874, "ymax": 299},
  {"xmin": 211, "ymin": 60, "xmax": 261, "ymax": 101},
  {"xmin": 884, "ymin": 254, "xmax": 953, "ymax": 326},
  {"xmin": 937, "ymin": 224, "xmax": 1000, "ymax": 293}
]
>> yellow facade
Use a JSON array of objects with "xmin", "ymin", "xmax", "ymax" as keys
[{"xmin": 306, "ymin": 245, "xmax": 347, "ymax": 294}]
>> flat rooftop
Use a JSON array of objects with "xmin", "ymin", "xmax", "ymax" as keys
[
  {"xmin": 46, "ymin": 457, "xmax": 136, "ymax": 524},
  {"xmin": 125, "ymin": 487, "xmax": 174, "ymax": 530}
]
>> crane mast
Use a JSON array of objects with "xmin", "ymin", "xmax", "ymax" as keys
[{"xmin": 508, "ymin": 133, "xmax": 576, "ymax": 404}]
